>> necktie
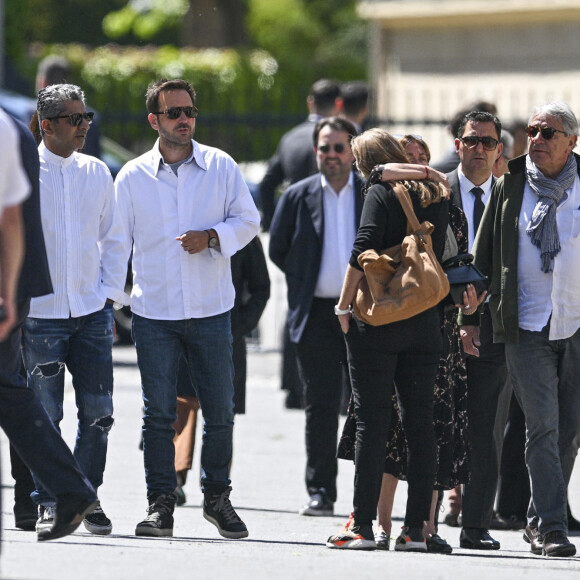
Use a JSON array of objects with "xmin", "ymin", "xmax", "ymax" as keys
[{"xmin": 472, "ymin": 187, "xmax": 485, "ymax": 235}]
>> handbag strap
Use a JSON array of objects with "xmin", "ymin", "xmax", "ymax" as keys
[{"xmin": 391, "ymin": 183, "xmax": 422, "ymax": 233}]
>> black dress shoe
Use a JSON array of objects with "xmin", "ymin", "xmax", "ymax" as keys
[
  {"xmin": 542, "ymin": 530, "xmax": 576, "ymax": 557},
  {"xmin": 37, "ymin": 495, "xmax": 98, "ymax": 542},
  {"xmin": 490, "ymin": 511, "xmax": 525, "ymax": 530},
  {"xmin": 444, "ymin": 512, "xmax": 462, "ymax": 527},
  {"xmin": 426, "ymin": 533, "xmax": 453, "ymax": 554},
  {"xmin": 523, "ymin": 525, "xmax": 543, "ymax": 555},
  {"xmin": 460, "ymin": 527, "xmax": 500, "ymax": 550}
]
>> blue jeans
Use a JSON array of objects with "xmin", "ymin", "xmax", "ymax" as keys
[
  {"xmin": 22, "ymin": 305, "xmax": 115, "ymax": 505},
  {"xmin": 505, "ymin": 324, "xmax": 580, "ymax": 535},
  {"xmin": 132, "ymin": 312, "xmax": 234, "ymax": 499}
]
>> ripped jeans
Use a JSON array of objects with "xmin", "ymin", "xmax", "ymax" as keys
[{"xmin": 22, "ymin": 305, "xmax": 114, "ymax": 506}]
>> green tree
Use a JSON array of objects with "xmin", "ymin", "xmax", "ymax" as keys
[{"xmin": 245, "ymin": 0, "xmax": 367, "ymax": 84}]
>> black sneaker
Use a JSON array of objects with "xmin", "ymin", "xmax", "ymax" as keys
[
  {"xmin": 83, "ymin": 501, "xmax": 113, "ymax": 535},
  {"xmin": 299, "ymin": 488, "xmax": 334, "ymax": 517},
  {"xmin": 203, "ymin": 486, "xmax": 248, "ymax": 539},
  {"xmin": 135, "ymin": 494, "xmax": 175, "ymax": 537}
]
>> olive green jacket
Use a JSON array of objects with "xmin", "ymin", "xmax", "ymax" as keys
[{"xmin": 462, "ymin": 152, "xmax": 580, "ymax": 343}]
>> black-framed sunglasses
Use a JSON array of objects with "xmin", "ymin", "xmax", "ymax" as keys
[
  {"xmin": 45, "ymin": 112, "xmax": 94, "ymax": 126},
  {"xmin": 525, "ymin": 125, "xmax": 567, "ymax": 140},
  {"xmin": 459, "ymin": 135, "xmax": 499, "ymax": 150},
  {"xmin": 153, "ymin": 106, "xmax": 199, "ymax": 120},
  {"xmin": 317, "ymin": 143, "xmax": 347, "ymax": 154}
]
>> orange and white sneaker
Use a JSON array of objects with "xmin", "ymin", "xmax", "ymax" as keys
[
  {"xmin": 326, "ymin": 523, "xmax": 377, "ymax": 550},
  {"xmin": 394, "ymin": 526, "xmax": 427, "ymax": 552},
  {"xmin": 342, "ymin": 512, "xmax": 355, "ymax": 531}
]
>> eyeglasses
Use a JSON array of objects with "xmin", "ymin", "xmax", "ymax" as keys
[
  {"xmin": 458, "ymin": 136, "xmax": 499, "ymax": 150},
  {"xmin": 153, "ymin": 106, "xmax": 199, "ymax": 120},
  {"xmin": 525, "ymin": 125, "xmax": 567, "ymax": 140},
  {"xmin": 317, "ymin": 143, "xmax": 348, "ymax": 154},
  {"xmin": 45, "ymin": 112, "xmax": 94, "ymax": 126}
]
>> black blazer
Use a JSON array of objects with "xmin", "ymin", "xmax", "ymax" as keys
[
  {"xmin": 269, "ymin": 172, "xmax": 364, "ymax": 343},
  {"xmin": 259, "ymin": 119, "xmax": 319, "ymax": 231},
  {"xmin": 447, "ymin": 168, "xmax": 463, "ymax": 210},
  {"xmin": 8, "ymin": 115, "xmax": 53, "ymax": 301}
]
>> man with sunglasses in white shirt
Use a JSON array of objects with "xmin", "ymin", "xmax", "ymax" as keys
[
  {"xmin": 467, "ymin": 102, "xmax": 580, "ymax": 558},
  {"xmin": 269, "ymin": 117, "xmax": 363, "ymax": 518},
  {"xmin": 115, "ymin": 78, "xmax": 260, "ymax": 540},
  {"xmin": 22, "ymin": 84, "xmax": 128, "ymax": 537}
]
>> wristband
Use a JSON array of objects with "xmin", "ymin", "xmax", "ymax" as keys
[
  {"xmin": 334, "ymin": 305, "xmax": 352, "ymax": 316},
  {"xmin": 425, "ymin": 166, "xmax": 430, "ymax": 179}
]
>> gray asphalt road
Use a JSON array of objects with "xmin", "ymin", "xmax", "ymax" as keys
[{"xmin": 1, "ymin": 345, "xmax": 579, "ymax": 579}]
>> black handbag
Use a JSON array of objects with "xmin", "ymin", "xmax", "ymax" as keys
[{"xmin": 442, "ymin": 253, "xmax": 488, "ymax": 305}]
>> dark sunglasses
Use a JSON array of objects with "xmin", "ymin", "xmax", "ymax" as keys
[
  {"xmin": 525, "ymin": 125, "xmax": 567, "ymax": 140},
  {"xmin": 153, "ymin": 106, "xmax": 199, "ymax": 120},
  {"xmin": 317, "ymin": 143, "xmax": 348, "ymax": 154},
  {"xmin": 459, "ymin": 135, "xmax": 499, "ymax": 150},
  {"xmin": 46, "ymin": 112, "xmax": 94, "ymax": 126}
]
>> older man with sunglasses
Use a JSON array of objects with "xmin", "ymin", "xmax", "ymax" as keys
[
  {"xmin": 465, "ymin": 102, "xmax": 580, "ymax": 558},
  {"xmin": 115, "ymin": 79, "xmax": 259, "ymax": 540},
  {"xmin": 22, "ymin": 84, "xmax": 128, "ymax": 536}
]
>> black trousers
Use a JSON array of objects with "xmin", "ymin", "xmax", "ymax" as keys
[
  {"xmin": 0, "ymin": 299, "xmax": 95, "ymax": 509},
  {"xmin": 461, "ymin": 305, "xmax": 508, "ymax": 529},
  {"xmin": 294, "ymin": 298, "xmax": 348, "ymax": 502},
  {"xmin": 346, "ymin": 308, "xmax": 442, "ymax": 528}
]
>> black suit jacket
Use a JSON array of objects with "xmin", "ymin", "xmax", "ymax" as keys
[
  {"xmin": 8, "ymin": 115, "xmax": 53, "ymax": 300},
  {"xmin": 259, "ymin": 119, "xmax": 319, "ymax": 230},
  {"xmin": 447, "ymin": 168, "xmax": 463, "ymax": 210},
  {"xmin": 269, "ymin": 172, "xmax": 364, "ymax": 343}
]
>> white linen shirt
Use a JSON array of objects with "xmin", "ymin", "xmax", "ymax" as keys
[
  {"xmin": 114, "ymin": 139, "xmax": 261, "ymax": 320},
  {"xmin": 517, "ymin": 175, "xmax": 580, "ymax": 340},
  {"xmin": 0, "ymin": 110, "xmax": 30, "ymax": 211},
  {"xmin": 29, "ymin": 142, "xmax": 129, "ymax": 319}
]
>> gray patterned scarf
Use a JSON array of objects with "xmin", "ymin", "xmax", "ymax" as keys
[{"xmin": 525, "ymin": 153, "xmax": 577, "ymax": 272}]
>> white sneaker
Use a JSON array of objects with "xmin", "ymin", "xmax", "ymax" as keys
[{"xmin": 35, "ymin": 505, "xmax": 55, "ymax": 533}]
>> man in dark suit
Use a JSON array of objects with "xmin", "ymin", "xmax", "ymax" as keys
[
  {"xmin": 447, "ymin": 110, "xmax": 508, "ymax": 550},
  {"xmin": 259, "ymin": 78, "xmax": 341, "ymax": 231},
  {"xmin": 0, "ymin": 112, "xmax": 98, "ymax": 541},
  {"xmin": 260, "ymin": 78, "xmax": 341, "ymax": 410},
  {"xmin": 269, "ymin": 117, "xmax": 362, "ymax": 516}
]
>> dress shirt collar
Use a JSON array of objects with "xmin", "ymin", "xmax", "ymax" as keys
[
  {"xmin": 457, "ymin": 166, "xmax": 494, "ymax": 197},
  {"xmin": 39, "ymin": 140, "xmax": 76, "ymax": 169},
  {"xmin": 320, "ymin": 171, "xmax": 355, "ymax": 195},
  {"xmin": 151, "ymin": 138, "xmax": 204, "ymax": 176}
]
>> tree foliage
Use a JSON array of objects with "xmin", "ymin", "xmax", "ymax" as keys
[{"xmin": 245, "ymin": 0, "xmax": 367, "ymax": 84}]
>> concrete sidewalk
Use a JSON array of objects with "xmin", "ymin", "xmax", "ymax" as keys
[{"xmin": 1, "ymin": 345, "xmax": 579, "ymax": 579}]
